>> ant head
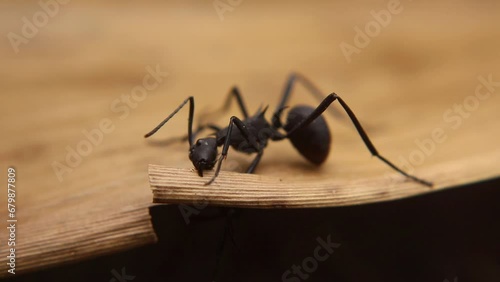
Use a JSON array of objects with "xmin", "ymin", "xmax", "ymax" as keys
[{"xmin": 189, "ymin": 137, "xmax": 218, "ymax": 177}]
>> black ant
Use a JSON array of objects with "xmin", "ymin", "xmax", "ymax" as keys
[{"xmin": 144, "ymin": 73, "xmax": 432, "ymax": 187}]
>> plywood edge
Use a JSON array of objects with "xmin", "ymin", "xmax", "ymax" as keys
[
  {"xmin": 0, "ymin": 206, "xmax": 157, "ymax": 278},
  {"xmin": 149, "ymin": 149, "xmax": 500, "ymax": 208}
]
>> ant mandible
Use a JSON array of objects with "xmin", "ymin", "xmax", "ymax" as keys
[{"xmin": 144, "ymin": 73, "xmax": 432, "ymax": 187}]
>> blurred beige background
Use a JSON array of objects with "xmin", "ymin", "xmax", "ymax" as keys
[{"xmin": 0, "ymin": 0, "xmax": 499, "ymax": 274}]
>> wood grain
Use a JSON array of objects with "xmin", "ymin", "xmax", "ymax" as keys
[
  {"xmin": 150, "ymin": 145, "xmax": 500, "ymax": 208},
  {"xmin": 1, "ymin": 0, "xmax": 499, "ymax": 277}
]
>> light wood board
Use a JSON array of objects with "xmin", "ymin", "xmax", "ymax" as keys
[{"xmin": 0, "ymin": 0, "xmax": 499, "ymax": 276}]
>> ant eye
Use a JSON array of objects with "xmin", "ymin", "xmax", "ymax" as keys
[{"xmin": 196, "ymin": 139, "xmax": 211, "ymax": 147}]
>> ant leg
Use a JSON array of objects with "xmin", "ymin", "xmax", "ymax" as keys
[
  {"xmin": 205, "ymin": 116, "xmax": 260, "ymax": 185},
  {"xmin": 221, "ymin": 87, "xmax": 250, "ymax": 119},
  {"xmin": 246, "ymin": 150, "xmax": 264, "ymax": 173},
  {"xmin": 144, "ymin": 96, "xmax": 195, "ymax": 147},
  {"xmin": 272, "ymin": 73, "xmax": 341, "ymax": 128},
  {"xmin": 284, "ymin": 93, "xmax": 433, "ymax": 187},
  {"xmin": 279, "ymin": 94, "xmax": 336, "ymax": 137},
  {"xmin": 198, "ymin": 87, "xmax": 250, "ymax": 126}
]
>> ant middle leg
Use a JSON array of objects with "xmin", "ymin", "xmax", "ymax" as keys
[
  {"xmin": 198, "ymin": 87, "xmax": 250, "ymax": 126},
  {"xmin": 246, "ymin": 150, "xmax": 264, "ymax": 174},
  {"xmin": 272, "ymin": 73, "xmax": 342, "ymax": 128},
  {"xmin": 221, "ymin": 87, "xmax": 250, "ymax": 119}
]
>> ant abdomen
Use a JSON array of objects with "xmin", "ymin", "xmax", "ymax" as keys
[{"xmin": 284, "ymin": 105, "xmax": 332, "ymax": 165}]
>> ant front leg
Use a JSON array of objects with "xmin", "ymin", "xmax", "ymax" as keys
[
  {"xmin": 205, "ymin": 116, "xmax": 260, "ymax": 185},
  {"xmin": 144, "ymin": 96, "xmax": 222, "ymax": 145},
  {"xmin": 144, "ymin": 96, "xmax": 195, "ymax": 147}
]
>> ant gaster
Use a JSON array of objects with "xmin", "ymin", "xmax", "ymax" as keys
[{"xmin": 145, "ymin": 73, "xmax": 432, "ymax": 187}]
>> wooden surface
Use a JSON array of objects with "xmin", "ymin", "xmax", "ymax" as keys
[{"xmin": 1, "ymin": 0, "xmax": 499, "ymax": 276}]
